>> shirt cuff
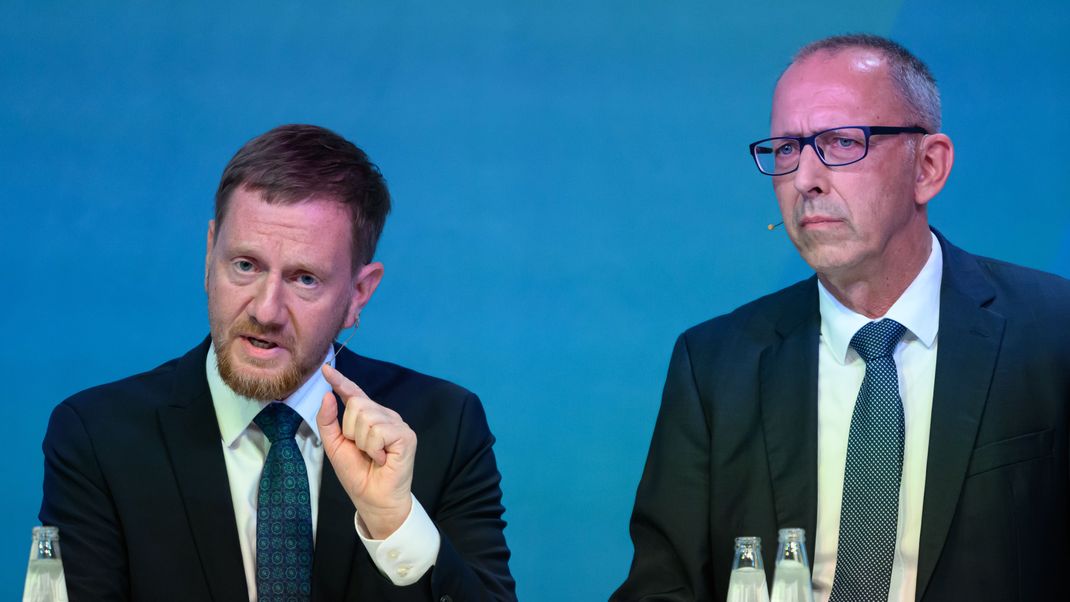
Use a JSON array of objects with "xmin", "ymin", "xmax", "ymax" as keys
[{"xmin": 353, "ymin": 494, "xmax": 440, "ymax": 586}]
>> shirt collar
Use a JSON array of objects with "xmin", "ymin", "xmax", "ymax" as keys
[
  {"xmin": 206, "ymin": 343, "xmax": 336, "ymax": 447},
  {"xmin": 818, "ymin": 231, "xmax": 942, "ymax": 364}
]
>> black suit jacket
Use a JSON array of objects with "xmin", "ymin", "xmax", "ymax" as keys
[
  {"xmin": 40, "ymin": 340, "xmax": 516, "ymax": 601},
  {"xmin": 613, "ymin": 231, "xmax": 1070, "ymax": 601}
]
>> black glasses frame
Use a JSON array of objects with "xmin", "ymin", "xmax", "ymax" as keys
[{"xmin": 749, "ymin": 125, "xmax": 929, "ymax": 176}]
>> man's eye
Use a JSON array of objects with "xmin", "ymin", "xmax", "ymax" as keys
[
  {"xmin": 234, "ymin": 260, "xmax": 255, "ymax": 272},
  {"xmin": 775, "ymin": 143, "xmax": 797, "ymax": 156},
  {"xmin": 297, "ymin": 274, "xmax": 318, "ymax": 287},
  {"xmin": 833, "ymin": 137, "xmax": 858, "ymax": 148}
]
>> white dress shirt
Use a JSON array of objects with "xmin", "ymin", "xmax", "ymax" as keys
[
  {"xmin": 205, "ymin": 344, "xmax": 441, "ymax": 600},
  {"xmin": 811, "ymin": 233, "xmax": 942, "ymax": 602}
]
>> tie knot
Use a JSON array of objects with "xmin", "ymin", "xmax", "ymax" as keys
[
  {"xmin": 850, "ymin": 319, "xmax": 906, "ymax": 362},
  {"xmin": 254, "ymin": 403, "xmax": 303, "ymax": 443}
]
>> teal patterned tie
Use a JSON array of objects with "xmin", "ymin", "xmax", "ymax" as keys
[
  {"xmin": 254, "ymin": 403, "xmax": 313, "ymax": 602},
  {"xmin": 830, "ymin": 319, "xmax": 906, "ymax": 602}
]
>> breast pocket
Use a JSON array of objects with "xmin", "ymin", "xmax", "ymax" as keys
[{"xmin": 966, "ymin": 429, "xmax": 1054, "ymax": 477}]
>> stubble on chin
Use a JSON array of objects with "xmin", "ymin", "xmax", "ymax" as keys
[
  {"xmin": 210, "ymin": 316, "xmax": 348, "ymax": 402},
  {"xmin": 214, "ymin": 338, "xmax": 306, "ymax": 401},
  {"xmin": 209, "ymin": 313, "xmax": 310, "ymax": 401}
]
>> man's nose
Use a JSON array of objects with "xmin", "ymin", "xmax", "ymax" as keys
[
  {"xmin": 248, "ymin": 274, "xmax": 287, "ymax": 327},
  {"xmin": 791, "ymin": 144, "xmax": 828, "ymax": 198}
]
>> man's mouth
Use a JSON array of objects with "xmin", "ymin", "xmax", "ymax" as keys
[
  {"xmin": 243, "ymin": 335, "xmax": 280, "ymax": 350},
  {"xmin": 800, "ymin": 216, "xmax": 842, "ymax": 227}
]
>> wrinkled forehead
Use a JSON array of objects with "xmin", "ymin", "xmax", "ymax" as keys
[
  {"xmin": 771, "ymin": 48, "xmax": 904, "ymax": 135},
  {"xmin": 217, "ymin": 189, "xmax": 358, "ymax": 269}
]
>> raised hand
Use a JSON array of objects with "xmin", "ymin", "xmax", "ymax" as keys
[{"xmin": 317, "ymin": 363, "xmax": 416, "ymax": 539}]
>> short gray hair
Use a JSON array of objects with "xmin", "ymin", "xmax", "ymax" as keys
[{"xmin": 791, "ymin": 34, "xmax": 941, "ymax": 132}]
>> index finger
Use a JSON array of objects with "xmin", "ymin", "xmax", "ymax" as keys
[{"xmin": 321, "ymin": 363, "xmax": 371, "ymax": 402}]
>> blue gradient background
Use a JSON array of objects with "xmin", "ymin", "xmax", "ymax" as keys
[{"xmin": 3, "ymin": 1, "xmax": 1068, "ymax": 599}]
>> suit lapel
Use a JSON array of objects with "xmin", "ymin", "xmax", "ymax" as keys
[
  {"xmin": 311, "ymin": 395, "xmax": 361, "ymax": 601},
  {"xmin": 760, "ymin": 278, "xmax": 821, "ymax": 560},
  {"xmin": 915, "ymin": 233, "xmax": 1005, "ymax": 600},
  {"xmin": 157, "ymin": 339, "xmax": 249, "ymax": 602}
]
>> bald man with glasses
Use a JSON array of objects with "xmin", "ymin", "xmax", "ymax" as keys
[{"xmin": 614, "ymin": 34, "xmax": 1070, "ymax": 602}]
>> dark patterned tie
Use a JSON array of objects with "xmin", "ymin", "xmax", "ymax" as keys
[
  {"xmin": 829, "ymin": 319, "xmax": 907, "ymax": 602},
  {"xmin": 254, "ymin": 403, "xmax": 313, "ymax": 602}
]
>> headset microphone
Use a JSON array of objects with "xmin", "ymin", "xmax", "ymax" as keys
[
  {"xmin": 767, "ymin": 221, "xmax": 784, "ymax": 231},
  {"xmin": 333, "ymin": 314, "xmax": 361, "ymax": 357}
]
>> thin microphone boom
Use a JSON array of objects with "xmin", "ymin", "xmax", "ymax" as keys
[
  {"xmin": 767, "ymin": 221, "xmax": 783, "ymax": 231},
  {"xmin": 334, "ymin": 324, "xmax": 359, "ymax": 356}
]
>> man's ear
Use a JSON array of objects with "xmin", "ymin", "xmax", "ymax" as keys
[
  {"xmin": 205, "ymin": 220, "xmax": 216, "ymax": 293},
  {"xmin": 344, "ymin": 261, "xmax": 384, "ymax": 327},
  {"xmin": 914, "ymin": 133, "xmax": 954, "ymax": 206}
]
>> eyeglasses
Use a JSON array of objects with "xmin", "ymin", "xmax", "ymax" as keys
[{"xmin": 748, "ymin": 125, "xmax": 928, "ymax": 176}]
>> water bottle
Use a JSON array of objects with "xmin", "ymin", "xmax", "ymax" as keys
[
  {"xmin": 726, "ymin": 536, "xmax": 769, "ymax": 602},
  {"xmin": 22, "ymin": 526, "xmax": 69, "ymax": 602},
  {"xmin": 770, "ymin": 528, "xmax": 814, "ymax": 602}
]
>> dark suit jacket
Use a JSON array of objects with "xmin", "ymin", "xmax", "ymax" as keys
[
  {"xmin": 613, "ymin": 231, "xmax": 1070, "ymax": 601},
  {"xmin": 40, "ymin": 339, "xmax": 516, "ymax": 601}
]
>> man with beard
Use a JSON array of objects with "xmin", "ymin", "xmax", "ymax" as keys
[
  {"xmin": 613, "ymin": 35, "xmax": 1070, "ymax": 601},
  {"xmin": 39, "ymin": 124, "xmax": 515, "ymax": 601}
]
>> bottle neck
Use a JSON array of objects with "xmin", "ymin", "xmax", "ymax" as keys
[
  {"xmin": 775, "ymin": 528, "xmax": 809, "ymax": 568},
  {"xmin": 35, "ymin": 538, "xmax": 57, "ymax": 560},
  {"xmin": 31, "ymin": 527, "xmax": 61, "ymax": 561},
  {"xmin": 778, "ymin": 540, "xmax": 805, "ymax": 564},
  {"xmin": 732, "ymin": 536, "xmax": 764, "ymax": 570}
]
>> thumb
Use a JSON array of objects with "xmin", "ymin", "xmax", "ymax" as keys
[{"xmin": 317, "ymin": 391, "xmax": 344, "ymax": 455}]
